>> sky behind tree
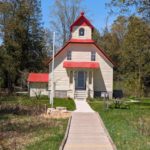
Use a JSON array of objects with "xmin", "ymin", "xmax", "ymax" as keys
[
  {"xmin": 0, "ymin": 0, "xmax": 114, "ymax": 45},
  {"xmin": 41, "ymin": 0, "xmax": 115, "ymax": 32}
]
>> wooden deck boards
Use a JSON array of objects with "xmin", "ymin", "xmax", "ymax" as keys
[{"xmin": 63, "ymin": 112, "xmax": 116, "ymax": 150}]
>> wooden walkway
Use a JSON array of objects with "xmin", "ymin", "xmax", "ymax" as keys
[{"xmin": 63, "ymin": 112, "xmax": 116, "ymax": 150}]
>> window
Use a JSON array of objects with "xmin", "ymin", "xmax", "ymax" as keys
[
  {"xmin": 79, "ymin": 28, "xmax": 85, "ymax": 36},
  {"xmin": 89, "ymin": 71, "xmax": 92, "ymax": 84},
  {"xmin": 67, "ymin": 51, "xmax": 71, "ymax": 60},
  {"xmin": 91, "ymin": 51, "xmax": 96, "ymax": 61},
  {"xmin": 70, "ymin": 71, "xmax": 73, "ymax": 84}
]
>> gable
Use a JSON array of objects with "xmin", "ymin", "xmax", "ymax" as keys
[
  {"xmin": 70, "ymin": 12, "xmax": 94, "ymax": 32},
  {"xmin": 66, "ymin": 43, "xmax": 114, "ymax": 68},
  {"xmin": 48, "ymin": 41, "xmax": 114, "ymax": 68}
]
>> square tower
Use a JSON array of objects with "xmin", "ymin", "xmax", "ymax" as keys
[{"xmin": 70, "ymin": 12, "xmax": 94, "ymax": 40}]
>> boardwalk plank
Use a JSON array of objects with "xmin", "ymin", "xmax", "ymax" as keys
[{"xmin": 63, "ymin": 112, "xmax": 116, "ymax": 150}]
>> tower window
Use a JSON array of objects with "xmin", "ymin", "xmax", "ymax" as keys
[
  {"xmin": 79, "ymin": 28, "xmax": 85, "ymax": 36},
  {"xmin": 91, "ymin": 52, "xmax": 96, "ymax": 61},
  {"xmin": 67, "ymin": 51, "xmax": 72, "ymax": 60}
]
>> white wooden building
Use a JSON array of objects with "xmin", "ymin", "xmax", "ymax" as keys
[
  {"xmin": 47, "ymin": 12, "xmax": 114, "ymax": 100},
  {"xmin": 27, "ymin": 73, "xmax": 48, "ymax": 97}
]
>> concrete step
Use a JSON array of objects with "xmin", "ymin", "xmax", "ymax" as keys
[
  {"xmin": 75, "ymin": 96, "xmax": 86, "ymax": 99},
  {"xmin": 75, "ymin": 90, "xmax": 86, "ymax": 93},
  {"xmin": 75, "ymin": 94, "xmax": 86, "ymax": 97},
  {"xmin": 75, "ymin": 98, "xmax": 86, "ymax": 101},
  {"xmin": 75, "ymin": 90, "xmax": 86, "ymax": 100},
  {"xmin": 75, "ymin": 93, "xmax": 86, "ymax": 95}
]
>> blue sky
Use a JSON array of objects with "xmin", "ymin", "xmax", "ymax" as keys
[
  {"xmin": 41, "ymin": 0, "xmax": 116, "ymax": 33},
  {"xmin": 0, "ymin": 0, "xmax": 114, "ymax": 45}
]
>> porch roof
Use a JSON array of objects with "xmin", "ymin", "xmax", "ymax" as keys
[
  {"xmin": 27, "ymin": 73, "xmax": 49, "ymax": 83},
  {"xmin": 63, "ymin": 61, "xmax": 99, "ymax": 69}
]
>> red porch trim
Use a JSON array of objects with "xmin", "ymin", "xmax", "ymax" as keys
[
  {"xmin": 63, "ymin": 61, "xmax": 99, "ymax": 69},
  {"xmin": 69, "ymin": 39, "xmax": 94, "ymax": 43}
]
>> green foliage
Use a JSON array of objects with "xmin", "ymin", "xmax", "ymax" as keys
[
  {"xmin": 107, "ymin": 0, "xmax": 150, "ymax": 22},
  {"xmin": 121, "ymin": 16, "xmax": 150, "ymax": 97},
  {"xmin": 92, "ymin": 28, "xmax": 101, "ymax": 46},
  {"xmin": 0, "ymin": 0, "xmax": 47, "ymax": 91},
  {"xmin": 96, "ymin": 15, "xmax": 150, "ymax": 97}
]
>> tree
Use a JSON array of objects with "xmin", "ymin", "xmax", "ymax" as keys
[
  {"xmin": 0, "ymin": 0, "xmax": 22, "ymax": 91},
  {"xmin": 50, "ymin": 0, "xmax": 83, "ymax": 46},
  {"xmin": 44, "ymin": 28, "xmax": 55, "ymax": 57},
  {"xmin": 106, "ymin": 0, "xmax": 150, "ymax": 96},
  {"xmin": 92, "ymin": 28, "xmax": 101, "ymax": 47},
  {"xmin": 0, "ymin": 0, "xmax": 46, "ymax": 91},
  {"xmin": 121, "ymin": 16, "xmax": 150, "ymax": 96},
  {"xmin": 110, "ymin": 16, "xmax": 128, "ymax": 78},
  {"xmin": 111, "ymin": 16, "xmax": 128, "ymax": 41},
  {"xmin": 107, "ymin": 0, "xmax": 150, "ymax": 22},
  {"xmin": 99, "ymin": 15, "xmax": 150, "ymax": 97},
  {"xmin": 17, "ymin": 0, "xmax": 46, "ymax": 71}
]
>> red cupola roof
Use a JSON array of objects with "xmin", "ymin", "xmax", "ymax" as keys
[{"xmin": 70, "ymin": 12, "xmax": 94, "ymax": 32}]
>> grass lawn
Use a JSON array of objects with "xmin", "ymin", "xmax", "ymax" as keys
[
  {"xmin": 89, "ymin": 99, "xmax": 150, "ymax": 150},
  {"xmin": 0, "ymin": 114, "xmax": 68, "ymax": 150},
  {"xmin": 0, "ymin": 95, "xmax": 75, "ymax": 150},
  {"xmin": 0, "ymin": 95, "xmax": 76, "ymax": 111}
]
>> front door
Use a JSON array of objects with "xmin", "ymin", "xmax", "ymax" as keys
[{"xmin": 75, "ymin": 71, "xmax": 86, "ymax": 90}]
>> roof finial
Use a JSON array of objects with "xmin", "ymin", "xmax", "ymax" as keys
[{"xmin": 80, "ymin": 11, "xmax": 84, "ymax": 16}]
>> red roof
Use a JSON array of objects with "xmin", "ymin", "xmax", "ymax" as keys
[
  {"xmin": 70, "ymin": 12, "xmax": 94, "ymax": 31},
  {"xmin": 63, "ymin": 61, "xmax": 99, "ymax": 69},
  {"xmin": 69, "ymin": 39, "xmax": 94, "ymax": 43},
  {"xmin": 27, "ymin": 73, "xmax": 49, "ymax": 82}
]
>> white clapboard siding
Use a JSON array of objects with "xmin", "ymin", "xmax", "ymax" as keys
[
  {"xmin": 67, "ymin": 43, "xmax": 113, "ymax": 93},
  {"xmin": 49, "ymin": 43, "xmax": 113, "ymax": 98},
  {"xmin": 68, "ymin": 44, "xmax": 92, "ymax": 61},
  {"xmin": 92, "ymin": 44, "xmax": 113, "ymax": 93},
  {"xmin": 49, "ymin": 49, "xmax": 69, "ymax": 91},
  {"xmin": 72, "ymin": 26, "xmax": 92, "ymax": 39},
  {"xmin": 30, "ymin": 83, "xmax": 48, "ymax": 97}
]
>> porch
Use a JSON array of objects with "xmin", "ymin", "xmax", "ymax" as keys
[{"xmin": 63, "ymin": 61, "xmax": 100, "ymax": 100}]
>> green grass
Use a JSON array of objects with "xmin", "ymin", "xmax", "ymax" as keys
[
  {"xmin": 0, "ymin": 114, "xmax": 68, "ymax": 150},
  {"xmin": 89, "ymin": 99, "xmax": 150, "ymax": 150},
  {"xmin": 0, "ymin": 95, "xmax": 76, "ymax": 111},
  {"xmin": 54, "ymin": 98, "xmax": 76, "ymax": 111},
  {"xmin": 0, "ymin": 95, "xmax": 76, "ymax": 150}
]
